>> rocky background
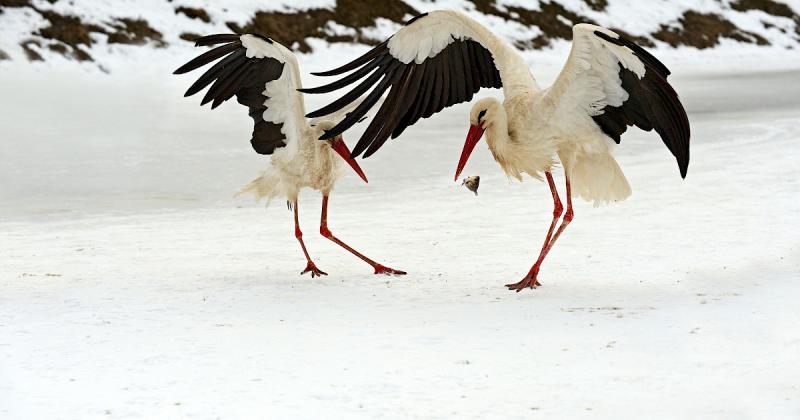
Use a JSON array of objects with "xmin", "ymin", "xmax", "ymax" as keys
[{"xmin": 1, "ymin": 0, "xmax": 799, "ymax": 69}]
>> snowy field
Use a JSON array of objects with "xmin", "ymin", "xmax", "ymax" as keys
[{"xmin": 2, "ymin": 60, "xmax": 800, "ymax": 419}]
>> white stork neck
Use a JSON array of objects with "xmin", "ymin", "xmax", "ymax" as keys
[
  {"xmin": 449, "ymin": 11, "xmax": 540, "ymax": 94},
  {"xmin": 483, "ymin": 103, "xmax": 513, "ymax": 166}
]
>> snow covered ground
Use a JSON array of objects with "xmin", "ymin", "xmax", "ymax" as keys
[{"xmin": 2, "ymin": 59, "xmax": 800, "ymax": 418}]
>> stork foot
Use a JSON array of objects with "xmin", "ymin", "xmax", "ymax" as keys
[
  {"xmin": 301, "ymin": 262, "xmax": 327, "ymax": 278},
  {"xmin": 374, "ymin": 264, "xmax": 406, "ymax": 276},
  {"xmin": 505, "ymin": 276, "xmax": 542, "ymax": 292}
]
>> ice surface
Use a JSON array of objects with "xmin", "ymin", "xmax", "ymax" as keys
[{"xmin": 1, "ymin": 59, "xmax": 800, "ymax": 419}]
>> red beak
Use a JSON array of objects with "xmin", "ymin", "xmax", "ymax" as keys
[
  {"xmin": 331, "ymin": 138, "xmax": 368, "ymax": 184},
  {"xmin": 454, "ymin": 124, "xmax": 485, "ymax": 182}
]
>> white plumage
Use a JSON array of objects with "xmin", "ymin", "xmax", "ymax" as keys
[
  {"xmin": 306, "ymin": 10, "xmax": 690, "ymax": 291},
  {"xmin": 175, "ymin": 33, "xmax": 405, "ymax": 277}
]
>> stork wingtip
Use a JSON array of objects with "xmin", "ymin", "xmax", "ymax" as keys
[
  {"xmin": 306, "ymin": 109, "xmax": 325, "ymax": 119},
  {"xmin": 361, "ymin": 148, "xmax": 376, "ymax": 159}
]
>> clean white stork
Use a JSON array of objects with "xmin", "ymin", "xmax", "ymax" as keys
[
  {"xmin": 174, "ymin": 33, "xmax": 406, "ymax": 277},
  {"xmin": 301, "ymin": 11, "xmax": 690, "ymax": 291}
]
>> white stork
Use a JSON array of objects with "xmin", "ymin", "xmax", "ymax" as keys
[
  {"xmin": 301, "ymin": 11, "xmax": 690, "ymax": 291},
  {"xmin": 174, "ymin": 33, "xmax": 406, "ymax": 277}
]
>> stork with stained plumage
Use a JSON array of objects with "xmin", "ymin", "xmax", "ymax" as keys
[
  {"xmin": 174, "ymin": 33, "xmax": 405, "ymax": 278},
  {"xmin": 302, "ymin": 10, "xmax": 690, "ymax": 291}
]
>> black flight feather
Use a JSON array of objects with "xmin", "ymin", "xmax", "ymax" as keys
[{"xmin": 176, "ymin": 33, "xmax": 289, "ymax": 155}]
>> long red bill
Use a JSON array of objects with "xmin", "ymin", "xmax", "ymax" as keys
[
  {"xmin": 331, "ymin": 138, "xmax": 368, "ymax": 184},
  {"xmin": 454, "ymin": 124, "xmax": 485, "ymax": 182}
]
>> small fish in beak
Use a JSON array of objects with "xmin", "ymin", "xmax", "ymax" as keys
[{"xmin": 462, "ymin": 176, "xmax": 480, "ymax": 196}]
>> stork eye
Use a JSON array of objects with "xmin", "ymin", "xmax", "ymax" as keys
[{"xmin": 477, "ymin": 109, "xmax": 487, "ymax": 123}]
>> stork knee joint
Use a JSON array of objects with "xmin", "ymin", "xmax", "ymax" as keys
[
  {"xmin": 563, "ymin": 208, "xmax": 574, "ymax": 222},
  {"xmin": 320, "ymin": 225, "xmax": 333, "ymax": 238},
  {"xmin": 294, "ymin": 227, "xmax": 303, "ymax": 239},
  {"xmin": 553, "ymin": 202, "xmax": 564, "ymax": 218}
]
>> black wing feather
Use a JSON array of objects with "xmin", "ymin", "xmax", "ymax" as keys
[
  {"xmin": 194, "ymin": 33, "xmax": 242, "ymax": 47},
  {"xmin": 311, "ymin": 40, "xmax": 390, "ymax": 77},
  {"xmin": 201, "ymin": 55, "xmax": 247, "ymax": 106},
  {"xmin": 175, "ymin": 34, "xmax": 288, "ymax": 155},
  {"xmin": 298, "ymin": 54, "xmax": 392, "ymax": 94},
  {"xmin": 591, "ymin": 30, "xmax": 690, "ymax": 178},
  {"xmin": 182, "ymin": 49, "xmax": 245, "ymax": 97},
  {"xmin": 305, "ymin": 61, "xmax": 392, "ymax": 119},
  {"xmin": 425, "ymin": 55, "xmax": 445, "ymax": 118},
  {"xmin": 303, "ymin": 15, "xmax": 504, "ymax": 159},
  {"xmin": 357, "ymin": 64, "xmax": 406, "ymax": 146},
  {"xmin": 173, "ymin": 42, "xmax": 241, "ymax": 75}
]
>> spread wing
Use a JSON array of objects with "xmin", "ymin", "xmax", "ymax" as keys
[
  {"xmin": 300, "ymin": 10, "xmax": 531, "ymax": 158},
  {"xmin": 546, "ymin": 24, "xmax": 691, "ymax": 177},
  {"xmin": 174, "ymin": 33, "xmax": 309, "ymax": 156}
]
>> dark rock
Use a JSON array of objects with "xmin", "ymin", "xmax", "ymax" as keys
[{"xmin": 653, "ymin": 11, "xmax": 770, "ymax": 48}]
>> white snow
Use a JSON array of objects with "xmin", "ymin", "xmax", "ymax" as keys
[
  {"xmin": 1, "ymin": 58, "xmax": 800, "ymax": 419},
  {"xmin": 2, "ymin": 1, "xmax": 800, "ymax": 418}
]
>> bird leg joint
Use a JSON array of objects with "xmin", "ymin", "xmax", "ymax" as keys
[
  {"xmin": 295, "ymin": 226, "xmax": 303, "ymax": 239},
  {"xmin": 320, "ymin": 224, "xmax": 333, "ymax": 238},
  {"xmin": 563, "ymin": 208, "xmax": 574, "ymax": 222},
  {"xmin": 553, "ymin": 201, "xmax": 564, "ymax": 218}
]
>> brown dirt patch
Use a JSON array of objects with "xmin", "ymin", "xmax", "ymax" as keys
[
  {"xmin": 471, "ymin": 1, "xmax": 653, "ymax": 48},
  {"xmin": 228, "ymin": 0, "xmax": 418, "ymax": 53},
  {"xmin": 35, "ymin": 10, "xmax": 103, "ymax": 60},
  {"xmin": 653, "ymin": 11, "xmax": 770, "ymax": 48},
  {"xmin": 107, "ymin": 18, "xmax": 165, "ymax": 47},
  {"xmin": 583, "ymin": 0, "xmax": 608, "ymax": 12},
  {"xmin": 37, "ymin": 10, "xmax": 103, "ymax": 47},
  {"xmin": 20, "ymin": 40, "xmax": 43, "ymax": 61},
  {"xmin": 179, "ymin": 32, "xmax": 202, "ymax": 43},
  {"xmin": 0, "ymin": 0, "xmax": 30, "ymax": 6},
  {"xmin": 469, "ymin": 0, "xmax": 584, "ymax": 48},
  {"xmin": 29, "ymin": 8, "xmax": 165, "ymax": 61},
  {"xmin": 731, "ymin": 0, "xmax": 800, "ymax": 36},
  {"xmin": 175, "ymin": 6, "xmax": 210, "ymax": 23},
  {"xmin": 731, "ymin": 0, "xmax": 796, "ymax": 18},
  {"xmin": 47, "ymin": 43, "xmax": 68, "ymax": 54}
]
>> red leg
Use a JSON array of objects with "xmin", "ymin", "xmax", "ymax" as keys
[
  {"xmin": 293, "ymin": 200, "xmax": 327, "ymax": 277},
  {"xmin": 506, "ymin": 172, "xmax": 574, "ymax": 292},
  {"xmin": 320, "ymin": 195, "xmax": 406, "ymax": 275},
  {"xmin": 544, "ymin": 175, "xmax": 574, "ymax": 254}
]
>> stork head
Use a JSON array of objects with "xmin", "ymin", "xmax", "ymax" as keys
[{"xmin": 455, "ymin": 98, "xmax": 498, "ymax": 182}]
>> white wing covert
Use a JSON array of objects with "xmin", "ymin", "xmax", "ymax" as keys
[
  {"xmin": 175, "ymin": 34, "xmax": 309, "ymax": 156},
  {"xmin": 546, "ymin": 24, "xmax": 690, "ymax": 177}
]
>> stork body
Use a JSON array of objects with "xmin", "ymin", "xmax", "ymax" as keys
[
  {"xmin": 303, "ymin": 11, "xmax": 689, "ymax": 291},
  {"xmin": 175, "ymin": 34, "xmax": 405, "ymax": 277}
]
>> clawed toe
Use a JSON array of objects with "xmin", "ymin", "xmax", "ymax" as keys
[
  {"xmin": 301, "ymin": 262, "xmax": 327, "ymax": 278},
  {"xmin": 505, "ymin": 277, "xmax": 542, "ymax": 292},
  {"xmin": 374, "ymin": 264, "xmax": 406, "ymax": 276}
]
